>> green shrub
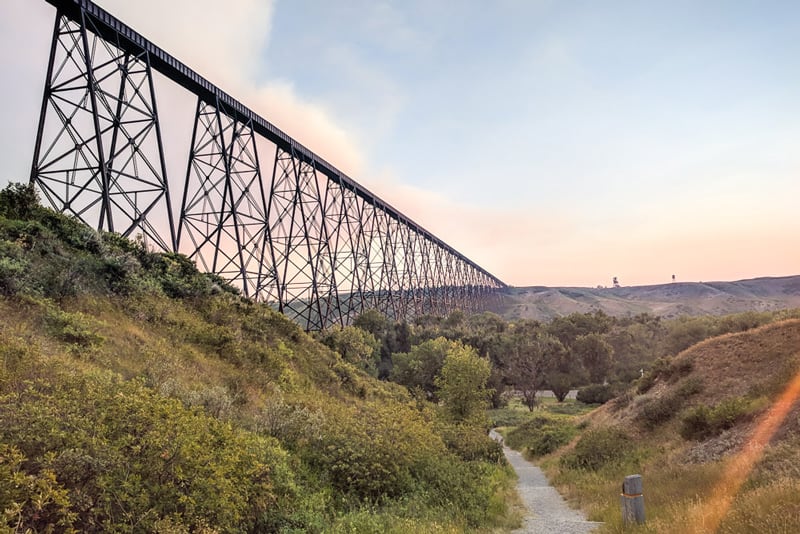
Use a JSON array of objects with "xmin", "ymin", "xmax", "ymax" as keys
[
  {"xmin": 44, "ymin": 305, "xmax": 105, "ymax": 348},
  {"xmin": 636, "ymin": 393, "xmax": 682, "ymax": 429},
  {"xmin": 0, "ymin": 444, "xmax": 75, "ymax": 531},
  {"xmin": 576, "ymin": 383, "xmax": 614, "ymax": 404},
  {"xmin": 560, "ymin": 427, "xmax": 632, "ymax": 471},
  {"xmin": 308, "ymin": 400, "xmax": 447, "ymax": 500},
  {"xmin": 487, "ymin": 407, "xmax": 533, "ymax": 428},
  {"xmin": 637, "ymin": 357, "xmax": 694, "ymax": 394},
  {"xmin": 440, "ymin": 422, "xmax": 504, "ymax": 463},
  {"xmin": 0, "ymin": 369, "xmax": 297, "ymax": 532},
  {"xmin": 677, "ymin": 376, "xmax": 704, "ymax": 396},
  {"xmin": 44, "ymin": 307, "xmax": 102, "ymax": 346},
  {"xmin": 0, "ymin": 183, "xmax": 40, "ymax": 220},
  {"xmin": 680, "ymin": 397, "xmax": 753, "ymax": 440},
  {"xmin": 506, "ymin": 415, "xmax": 576, "ymax": 457},
  {"xmin": 0, "ymin": 254, "xmax": 26, "ymax": 296},
  {"xmin": 636, "ymin": 377, "xmax": 702, "ymax": 429}
]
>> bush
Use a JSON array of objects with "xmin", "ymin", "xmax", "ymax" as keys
[
  {"xmin": 577, "ymin": 383, "xmax": 615, "ymax": 404},
  {"xmin": 636, "ymin": 377, "xmax": 703, "ymax": 429},
  {"xmin": 636, "ymin": 357, "xmax": 694, "ymax": 394},
  {"xmin": 680, "ymin": 396, "xmax": 754, "ymax": 440},
  {"xmin": 636, "ymin": 393, "xmax": 683, "ymax": 429},
  {"xmin": 506, "ymin": 415, "xmax": 576, "ymax": 457},
  {"xmin": 0, "ymin": 369, "xmax": 298, "ymax": 532},
  {"xmin": 487, "ymin": 407, "xmax": 534, "ymax": 428},
  {"xmin": 0, "ymin": 183, "xmax": 40, "ymax": 220},
  {"xmin": 307, "ymin": 400, "xmax": 447, "ymax": 500},
  {"xmin": 560, "ymin": 427, "xmax": 632, "ymax": 471},
  {"xmin": 440, "ymin": 422, "xmax": 504, "ymax": 463},
  {"xmin": 43, "ymin": 305, "xmax": 105, "ymax": 348}
]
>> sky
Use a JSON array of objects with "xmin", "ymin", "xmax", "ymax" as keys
[{"xmin": 1, "ymin": 0, "xmax": 798, "ymax": 287}]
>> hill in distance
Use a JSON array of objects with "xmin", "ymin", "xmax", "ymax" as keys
[{"xmin": 500, "ymin": 275, "xmax": 800, "ymax": 321}]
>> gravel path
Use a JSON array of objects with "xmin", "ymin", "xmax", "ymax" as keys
[{"xmin": 490, "ymin": 430, "xmax": 602, "ymax": 534}]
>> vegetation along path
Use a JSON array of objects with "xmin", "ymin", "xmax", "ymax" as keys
[{"xmin": 491, "ymin": 430, "xmax": 601, "ymax": 533}]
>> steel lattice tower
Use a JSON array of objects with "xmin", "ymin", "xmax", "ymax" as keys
[{"xmin": 29, "ymin": 0, "xmax": 507, "ymax": 330}]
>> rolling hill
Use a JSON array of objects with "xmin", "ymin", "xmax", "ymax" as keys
[{"xmin": 500, "ymin": 275, "xmax": 800, "ymax": 321}]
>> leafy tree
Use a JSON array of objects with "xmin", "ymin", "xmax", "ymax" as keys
[
  {"xmin": 547, "ymin": 311, "xmax": 613, "ymax": 349},
  {"xmin": 352, "ymin": 309, "xmax": 412, "ymax": 378},
  {"xmin": 390, "ymin": 337, "xmax": 452, "ymax": 398},
  {"xmin": 573, "ymin": 332, "xmax": 614, "ymax": 384},
  {"xmin": 319, "ymin": 325, "xmax": 381, "ymax": 375},
  {"xmin": 435, "ymin": 342, "xmax": 492, "ymax": 422},
  {"xmin": 505, "ymin": 321, "xmax": 565, "ymax": 410},
  {"xmin": 544, "ymin": 340, "xmax": 587, "ymax": 401},
  {"xmin": 0, "ymin": 182, "xmax": 40, "ymax": 220},
  {"xmin": 353, "ymin": 308, "xmax": 389, "ymax": 338}
]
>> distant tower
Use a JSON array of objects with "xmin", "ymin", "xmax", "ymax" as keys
[
  {"xmin": 613, "ymin": 276, "xmax": 620, "ymax": 288},
  {"xmin": 672, "ymin": 274, "xmax": 676, "ymax": 283}
]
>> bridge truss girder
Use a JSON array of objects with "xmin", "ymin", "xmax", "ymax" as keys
[
  {"xmin": 31, "ymin": 9, "xmax": 175, "ymax": 252},
  {"xmin": 29, "ymin": 0, "xmax": 506, "ymax": 330}
]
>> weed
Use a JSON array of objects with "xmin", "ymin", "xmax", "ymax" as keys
[{"xmin": 560, "ymin": 426, "xmax": 632, "ymax": 471}]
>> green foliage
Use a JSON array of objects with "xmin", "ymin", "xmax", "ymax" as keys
[
  {"xmin": 43, "ymin": 304, "xmax": 105, "ymax": 348},
  {"xmin": 307, "ymin": 400, "xmax": 445, "ymax": 500},
  {"xmin": 635, "ymin": 377, "xmax": 703, "ymax": 429},
  {"xmin": 488, "ymin": 407, "xmax": 536, "ymax": 428},
  {"xmin": 504, "ymin": 323, "xmax": 565, "ymax": 411},
  {"xmin": 680, "ymin": 396, "xmax": 756, "ymax": 440},
  {"xmin": 0, "ymin": 183, "xmax": 40, "ymax": 220},
  {"xmin": 390, "ymin": 336, "xmax": 450, "ymax": 398},
  {"xmin": 319, "ymin": 325, "xmax": 380, "ymax": 375},
  {"xmin": 0, "ymin": 242, "xmax": 27, "ymax": 296},
  {"xmin": 560, "ymin": 427, "xmax": 632, "ymax": 471},
  {"xmin": 0, "ymin": 444, "xmax": 76, "ymax": 532},
  {"xmin": 572, "ymin": 332, "xmax": 614, "ymax": 384},
  {"xmin": 636, "ymin": 356, "xmax": 694, "ymax": 393},
  {"xmin": 636, "ymin": 394, "xmax": 683, "ymax": 429},
  {"xmin": 435, "ymin": 341, "xmax": 492, "ymax": 422},
  {"xmin": 439, "ymin": 422, "xmax": 504, "ymax": 463},
  {"xmin": 0, "ymin": 368, "xmax": 297, "ymax": 532},
  {"xmin": 576, "ymin": 383, "xmax": 614, "ymax": 404},
  {"xmin": 506, "ymin": 415, "xmax": 576, "ymax": 457}
]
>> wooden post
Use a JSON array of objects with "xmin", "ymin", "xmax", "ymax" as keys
[{"xmin": 620, "ymin": 474, "xmax": 645, "ymax": 524}]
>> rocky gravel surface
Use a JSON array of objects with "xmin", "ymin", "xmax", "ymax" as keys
[{"xmin": 490, "ymin": 430, "xmax": 602, "ymax": 534}]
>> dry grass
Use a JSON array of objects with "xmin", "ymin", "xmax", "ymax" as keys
[{"xmin": 536, "ymin": 319, "xmax": 800, "ymax": 533}]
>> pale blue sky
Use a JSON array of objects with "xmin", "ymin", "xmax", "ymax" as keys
[{"xmin": 1, "ymin": 0, "xmax": 798, "ymax": 286}]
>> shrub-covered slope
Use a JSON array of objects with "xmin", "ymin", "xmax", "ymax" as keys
[
  {"xmin": 0, "ymin": 184, "xmax": 513, "ymax": 533},
  {"xmin": 538, "ymin": 318, "xmax": 800, "ymax": 533}
]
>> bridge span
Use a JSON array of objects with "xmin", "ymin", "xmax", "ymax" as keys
[{"xmin": 29, "ymin": 0, "xmax": 506, "ymax": 329}]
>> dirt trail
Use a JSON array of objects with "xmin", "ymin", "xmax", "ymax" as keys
[{"xmin": 490, "ymin": 430, "xmax": 602, "ymax": 534}]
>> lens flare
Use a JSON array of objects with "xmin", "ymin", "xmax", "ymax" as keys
[{"xmin": 687, "ymin": 364, "xmax": 800, "ymax": 533}]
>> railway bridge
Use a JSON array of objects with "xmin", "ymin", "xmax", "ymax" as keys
[{"xmin": 29, "ymin": 0, "xmax": 506, "ymax": 329}]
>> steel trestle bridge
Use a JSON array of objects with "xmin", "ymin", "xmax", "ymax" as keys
[{"xmin": 29, "ymin": 0, "xmax": 506, "ymax": 330}]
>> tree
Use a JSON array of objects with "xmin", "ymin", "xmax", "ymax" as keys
[
  {"xmin": 319, "ymin": 326, "xmax": 380, "ymax": 375},
  {"xmin": 504, "ymin": 321, "xmax": 565, "ymax": 411},
  {"xmin": 353, "ymin": 309, "xmax": 389, "ymax": 338},
  {"xmin": 544, "ymin": 347, "xmax": 587, "ymax": 402},
  {"xmin": 547, "ymin": 311, "xmax": 613, "ymax": 350},
  {"xmin": 435, "ymin": 342, "xmax": 492, "ymax": 422},
  {"xmin": 572, "ymin": 333, "xmax": 614, "ymax": 384},
  {"xmin": 389, "ymin": 337, "xmax": 451, "ymax": 398},
  {"xmin": 0, "ymin": 182, "xmax": 40, "ymax": 220}
]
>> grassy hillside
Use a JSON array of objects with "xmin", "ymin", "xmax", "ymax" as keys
[
  {"xmin": 0, "ymin": 184, "xmax": 517, "ymax": 533},
  {"xmin": 501, "ymin": 318, "xmax": 800, "ymax": 533},
  {"xmin": 501, "ymin": 277, "xmax": 800, "ymax": 321}
]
